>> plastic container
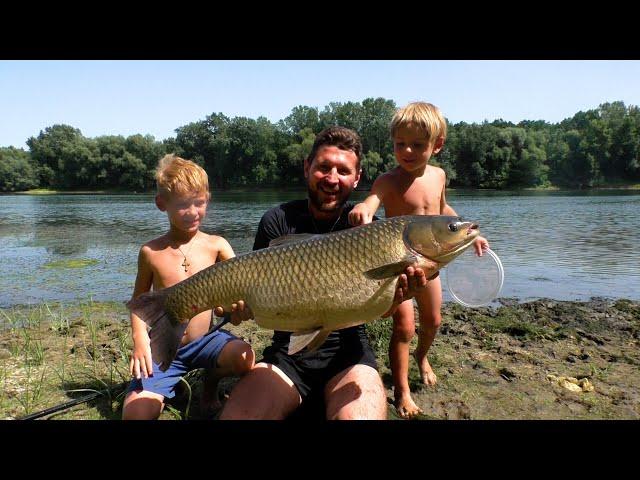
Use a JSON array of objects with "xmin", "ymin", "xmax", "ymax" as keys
[{"xmin": 444, "ymin": 247, "xmax": 504, "ymax": 307}]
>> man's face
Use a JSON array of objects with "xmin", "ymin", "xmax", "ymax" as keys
[{"xmin": 304, "ymin": 145, "xmax": 361, "ymax": 217}]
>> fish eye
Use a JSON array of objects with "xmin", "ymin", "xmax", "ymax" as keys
[{"xmin": 448, "ymin": 223, "xmax": 458, "ymax": 232}]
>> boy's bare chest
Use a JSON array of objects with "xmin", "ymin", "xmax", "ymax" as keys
[
  {"xmin": 385, "ymin": 178, "xmax": 442, "ymax": 216},
  {"xmin": 153, "ymin": 247, "xmax": 218, "ymax": 290}
]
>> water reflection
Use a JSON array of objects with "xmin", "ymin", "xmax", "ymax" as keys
[{"xmin": 0, "ymin": 190, "xmax": 638, "ymax": 306}]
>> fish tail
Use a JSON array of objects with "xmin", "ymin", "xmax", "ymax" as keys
[{"xmin": 126, "ymin": 291, "xmax": 186, "ymax": 372}]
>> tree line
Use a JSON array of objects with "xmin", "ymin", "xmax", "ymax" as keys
[{"xmin": 1, "ymin": 98, "xmax": 639, "ymax": 192}]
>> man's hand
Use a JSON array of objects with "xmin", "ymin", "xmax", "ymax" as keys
[
  {"xmin": 213, "ymin": 300, "xmax": 254, "ymax": 326},
  {"xmin": 381, "ymin": 262, "xmax": 436, "ymax": 318}
]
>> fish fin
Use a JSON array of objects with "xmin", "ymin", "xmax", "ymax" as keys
[
  {"xmin": 126, "ymin": 291, "xmax": 185, "ymax": 372},
  {"xmin": 288, "ymin": 328, "xmax": 329, "ymax": 355},
  {"xmin": 269, "ymin": 234, "xmax": 318, "ymax": 247},
  {"xmin": 363, "ymin": 255, "xmax": 420, "ymax": 280},
  {"xmin": 304, "ymin": 330, "xmax": 332, "ymax": 353}
]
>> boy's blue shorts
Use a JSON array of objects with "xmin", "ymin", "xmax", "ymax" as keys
[{"xmin": 126, "ymin": 329, "xmax": 237, "ymax": 399}]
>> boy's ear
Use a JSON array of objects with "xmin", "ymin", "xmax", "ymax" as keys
[
  {"xmin": 432, "ymin": 136, "xmax": 445, "ymax": 155},
  {"xmin": 155, "ymin": 194, "xmax": 167, "ymax": 212}
]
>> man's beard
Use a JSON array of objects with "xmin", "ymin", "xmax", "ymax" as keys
[{"xmin": 307, "ymin": 185, "xmax": 349, "ymax": 213}]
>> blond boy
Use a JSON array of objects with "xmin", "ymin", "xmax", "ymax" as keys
[
  {"xmin": 122, "ymin": 154, "xmax": 255, "ymax": 420},
  {"xmin": 349, "ymin": 102, "xmax": 489, "ymax": 418}
]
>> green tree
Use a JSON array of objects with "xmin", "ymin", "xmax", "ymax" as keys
[
  {"xmin": 278, "ymin": 106, "xmax": 321, "ymax": 135},
  {"xmin": 281, "ymin": 128, "xmax": 315, "ymax": 185},
  {"xmin": 359, "ymin": 97, "xmax": 396, "ymax": 156},
  {"xmin": 0, "ymin": 147, "xmax": 38, "ymax": 191},
  {"xmin": 175, "ymin": 113, "xmax": 232, "ymax": 188},
  {"xmin": 361, "ymin": 151, "xmax": 383, "ymax": 185},
  {"xmin": 563, "ymin": 130, "xmax": 600, "ymax": 188},
  {"xmin": 508, "ymin": 130, "xmax": 549, "ymax": 187},
  {"xmin": 27, "ymin": 124, "xmax": 85, "ymax": 186},
  {"xmin": 125, "ymin": 134, "xmax": 166, "ymax": 189}
]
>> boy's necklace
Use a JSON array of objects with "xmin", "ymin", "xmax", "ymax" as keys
[{"xmin": 176, "ymin": 235, "xmax": 197, "ymax": 272}]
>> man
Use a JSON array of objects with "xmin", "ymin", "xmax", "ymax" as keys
[{"xmin": 218, "ymin": 126, "xmax": 433, "ymax": 420}]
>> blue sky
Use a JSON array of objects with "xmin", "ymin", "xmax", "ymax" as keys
[{"xmin": 1, "ymin": 60, "xmax": 639, "ymax": 149}]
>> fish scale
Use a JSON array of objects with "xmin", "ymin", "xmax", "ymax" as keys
[
  {"xmin": 163, "ymin": 217, "xmax": 416, "ymax": 331},
  {"xmin": 128, "ymin": 215, "xmax": 479, "ymax": 369}
]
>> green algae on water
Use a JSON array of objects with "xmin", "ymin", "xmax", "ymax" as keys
[{"xmin": 43, "ymin": 259, "xmax": 99, "ymax": 269}]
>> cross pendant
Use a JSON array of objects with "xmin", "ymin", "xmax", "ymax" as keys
[{"xmin": 182, "ymin": 258, "xmax": 190, "ymax": 272}]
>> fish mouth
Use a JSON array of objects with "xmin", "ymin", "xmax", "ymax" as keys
[
  {"xmin": 433, "ymin": 223, "xmax": 479, "ymax": 263},
  {"xmin": 435, "ymin": 237, "xmax": 476, "ymax": 263}
]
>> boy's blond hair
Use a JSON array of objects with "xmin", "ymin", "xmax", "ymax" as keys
[
  {"xmin": 155, "ymin": 154, "xmax": 210, "ymax": 199},
  {"xmin": 391, "ymin": 102, "xmax": 447, "ymax": 145}
]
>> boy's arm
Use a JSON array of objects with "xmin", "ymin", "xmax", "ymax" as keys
[
  {"xmin": 349, "ymin": 177, "xmax": 385, "ymax": 226},
  {"xmin": 439, "ymin": 170, "xmax": 458, "ymax": 217},
  {"xmin": 212, "ymin": 237, "xmax": 253, "ymax": 324},
  {"xmin": 129, "ymin": 246, "xmax": 154, "ymax": 379},
  {"xmin": 438, "ymin": 171, "xmax": 490, "ymax": 256},
  {"xmin": 214, "ymin": 236, "xmax": 236, "ymax": 262}
]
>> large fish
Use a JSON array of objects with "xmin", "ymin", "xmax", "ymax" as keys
[{"xmin": 128, "ymin": 215, "xmax": 480, "ymax": 370}]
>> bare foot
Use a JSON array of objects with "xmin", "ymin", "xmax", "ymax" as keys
[
  {"xmin": 413, "ymin": 351, "xmax": 437, "ymax": 386},
  {"xmin": 394, "ymin": 392, "xmax": 424, "ymax": 419}
]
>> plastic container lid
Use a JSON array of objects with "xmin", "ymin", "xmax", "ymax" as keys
[{"xmin": 444, "ymin": 247, "xmax": 504, "ymax": 307}]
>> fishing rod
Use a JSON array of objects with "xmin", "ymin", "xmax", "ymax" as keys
[
  {"xmin": 18, "ymin": 381, "xmax": 129, "ymax": 421},
  {"xmin": 209, "ymin": 312, "xmax": 232, "ymax": 333}
]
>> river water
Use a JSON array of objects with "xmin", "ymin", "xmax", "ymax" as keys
[{"xmin": 1, "ymin": 190, "xmax": 638, "ymax": 307}]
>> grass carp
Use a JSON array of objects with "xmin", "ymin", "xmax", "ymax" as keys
[{"xmin": 127, "ymin": 215, "xmax": 480, "ymax": 370}]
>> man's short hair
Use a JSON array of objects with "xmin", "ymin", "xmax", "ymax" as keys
[
  {"xmin": 391, "ymin": 102, "xmax": 447, "ymax": 145},
  {"xmin": 155, "ymin": 154, "xmax": 210, "ymax": 199},
  {"xmin": 306, "ymin": 126, "xmax": 363, "ymax": 170}
]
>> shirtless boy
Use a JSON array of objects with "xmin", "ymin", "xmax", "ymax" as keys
[
  {"xmin": 349, "ymin": 102, "xmax": 489, "ymax": 418},
  {"xmin": 122, "ymin": 154, "xmax": 254, "ymax": 420}
]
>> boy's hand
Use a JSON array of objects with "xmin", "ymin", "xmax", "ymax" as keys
[
  {"xmin": 348, "ymin": 203, "xmax": 373, "ymax": 226},
  {"xmin": 130, "ymin": 331, "xmax": 153, "ymax": 379},
  {"xmin": 474, "ymin": 236, "xmax": 489, "ymax": 256},
  {"xmin": 214, "ymin": 301, "xmax": 254, "ymax": 326},
  {"xmin": 381, "ymin": 264, "xmax": 432, "ymax": 317}
]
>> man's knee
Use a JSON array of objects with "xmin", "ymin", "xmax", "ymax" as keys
[
  {"xmin": 326, "ymin": 365, "xmax": 387, "ymax": 420},
  {"xmin": 220, "ymin": 363, "xmax": 300, "ymax": 420}
]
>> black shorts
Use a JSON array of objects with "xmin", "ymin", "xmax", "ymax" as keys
[{"xmin": 260, "ymin": 326, "xmax": 378, "ymax": 419}]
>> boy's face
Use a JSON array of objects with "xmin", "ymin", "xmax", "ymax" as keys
[
  {"xmin": 393, "ymin": 123, "xmax": 444, "ymax": 173},
  {"xmin": 304, "ymin": 145, "xmax": 361, "ymax": 215},
  {"xmin": 156, "ymin": 192, "xmax": 209, "ymax": 234}
]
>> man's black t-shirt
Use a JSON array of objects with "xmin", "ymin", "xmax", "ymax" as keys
[
  {"xmin": 252, "ymin": 199, "xmax": 380, "ymax": 412},
  {"xmin": 253, "ymin": 199, "xmax": 376, "ymax": 345}
]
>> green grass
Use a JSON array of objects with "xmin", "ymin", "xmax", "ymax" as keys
[
  {"xmin": 475, "ymin": 310, "xmax": 558, "ymax": 340},
  {"xmin": 0, "ymin": 300, "xmax": 133, "ymax": 419}
]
